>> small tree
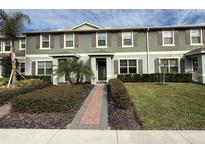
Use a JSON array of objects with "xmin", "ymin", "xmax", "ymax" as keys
[
  {"xmin": 0, "ymin": 10, "xmax": 30, "ymax": 87},
  {"xmin": 55, "ymin": 59, "xmax": 94, "ymax": 84}
]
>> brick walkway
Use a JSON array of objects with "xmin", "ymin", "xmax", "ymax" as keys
[{"xmin": 68, "ymin": 83, "xmax": 108, "ymax": 129}]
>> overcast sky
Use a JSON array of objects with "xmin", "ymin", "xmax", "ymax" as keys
[{"xmin": 5, "ymin": 9, "xmax": 205, "ymax": 31}]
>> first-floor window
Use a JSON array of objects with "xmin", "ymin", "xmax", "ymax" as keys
[
  {"xmin": 18, "ymin": 62, "xmax": 25, "ymax": 74},
  {"xmin": 160, "ymin": 59, "xmax": 178, "ymax": 73},
  {"xmin": 120, "ymin": 59, "xmax": 137, "ymax": 74},
  {"xmin": 37, "ymin": 61, "xmax": 52, "ymax": 75}
]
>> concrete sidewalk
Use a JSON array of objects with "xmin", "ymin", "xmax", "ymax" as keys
[{"xmin": 0, "ymin": 129, "xmax": 204, "ymax": 144}]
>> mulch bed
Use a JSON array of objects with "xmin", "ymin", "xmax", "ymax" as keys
[
  {"xmin": 0, "ymin": 85, "xmax": 93, "ymax": 129},
  {"xmin": 108, "ymin": 101, "xmax": 143, "ymax": 130}
]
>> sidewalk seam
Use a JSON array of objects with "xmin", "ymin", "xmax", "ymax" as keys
[
  {"xmin": 46, "ymin": 130, "xmax": 59, "ymax": 144},
  {"xmin": 177, "ymin": 131, "xmax": 192, "ymax": 144},
  {"xmin": 116, "ymin": 130, "xmax": 119, "ymax": 144}
]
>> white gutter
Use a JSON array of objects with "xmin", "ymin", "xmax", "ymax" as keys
[{"xmin": 146, "ymin": 28, "xmax": 150, "ymax": 74}]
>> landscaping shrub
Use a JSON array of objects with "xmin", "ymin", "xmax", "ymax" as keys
[
  {"xmin": 108, "ymin": 79, "xmax": 130, "ymax": 109},
  {"xmin": 16, "ymin": 79, "xmax": 47, "ymax": 88},
  {"xmin": 0, "ymin": 80, "xmax": 49, "ymax": 106},
  {"xmin": 11, "ymin": 84, "xmax": 90, "ymax": 113},
  {"xmin": 0, "ymin": 77, "xmax": 8, "ymax": 87},
  {"xmin": 17, "ymin": 75, "xmax": 52, "ymax": 84},
  {"xmin": 118, "ymin": 73, "xmax": 192, "ymax": 83}
]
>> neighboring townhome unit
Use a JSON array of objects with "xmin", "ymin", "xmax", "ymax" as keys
[{"xmin": 1, "ymin": 22, "xmax": 205, "ymax": 84}]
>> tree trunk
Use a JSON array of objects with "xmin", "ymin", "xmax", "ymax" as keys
[{"xmin": 11, "ymin": 40, "xmax": 17, "ymax": 86}]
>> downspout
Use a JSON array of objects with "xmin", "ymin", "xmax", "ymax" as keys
[{"xmin": 146, "ymin": 28, "xmax": 150, "ymax": 74}]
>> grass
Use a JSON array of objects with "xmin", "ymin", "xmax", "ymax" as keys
[{"xmin": 125, "ymin": 83, "xmax": 205, "ymax": 130}]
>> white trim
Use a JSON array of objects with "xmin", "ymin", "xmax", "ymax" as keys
[
  {"xmin": 19, "ymin": 38, "xmax": 26, "ymax": 50},
  {"xmin": 64, "ymin": 33, "xmax": 75, "ymax": 49},
  {"xmin": 162, "ymin": 30, "xmax": 175, "ymax": 46},
  {"xmin": 190, "ymin": 29, "xmax": 203, "ymax": 46},
  {"xmin": 122, "ymin": 31, "xmax": 134, "ymax": 47},
  {"xmin": 0, "ymin": 40, "xmax": 12, "ymax": 53},
  {"xmin": 40, "ymin": 34, "xmax": 51, "ymax": 50},
  {"xmin": 26, "ymin": 54, "xmax": 50, "ymax": 58},
  {"xmin": 70, "ymin": 22, "xmax": 102, "ymax": 30},
  {"xmin": 96, "ymin": 32, "xmax": 107, "ymax": 48},
  {"xmin": 118, "ymin": 58, "xmax": 138, "ymax": 74}
]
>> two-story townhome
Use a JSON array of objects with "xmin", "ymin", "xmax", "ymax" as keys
[{"xmin": 0, "ymin": 22, "xmax": 205, "ymax": 84}]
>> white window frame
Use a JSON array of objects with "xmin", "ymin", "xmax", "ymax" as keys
[
  {"xmin": 64, "ymin": 33, "xmax": 75, "ymax": 49},
  {"xmin": 18, "ymin": 62, "xmax": 25, "ymax": 74},
  {"xmin": 36, "ymin": 60, "xmax": 53, "ymax": 76},
  {"xmin": 3, "ymin": 40, "xmax": 12, "ymax": 52},
  {"xmin": 159, "ymin": 57, "xmax": 180, "ymax": 73},
  {"xmin": 40, "ymin": 34, "xmax": 50, "ymax": 49},
  {"xmin": 118, "ymin": 58, "xmax": 138, "ymax": 74},
  {"xmin": 96, "ymin": 32, "xmax": 107, "ymax": 48},
  {"xmin": 122, "ymin": 31, "xmax": 134, "ymax": 47},
  {"xmin": 190, "ymin": 29, "xmax": 203, "ymax": 46},
  {"xmin": 162, "ymin": 30, "xmax": 175, "ymax": 46},
  {"xmin": 19, "ymin": 38, "xmax": 26, "ymax": 50}
]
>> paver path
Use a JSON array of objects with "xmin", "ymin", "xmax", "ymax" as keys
[
  {"xmin": 68, "ymin": 83, "xmax": 108, "ymax": 129},
  {"xmin": 0, "ymin": 104, "xmax": 11, "ymax": 118}
]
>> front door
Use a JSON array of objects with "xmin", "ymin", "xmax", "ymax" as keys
[
  {"xmin": 98, "ymin": 59, "xmax": 106, "ymax": 81},
  {"xmin": 192, "ymin": 58, "xmax": 198, "ymax": 81}
]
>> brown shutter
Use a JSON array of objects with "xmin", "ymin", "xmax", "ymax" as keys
[
  {"xmin": 60, "ymin": 34, "xmax": 64, "ymax": 48},
  {"xmin": 133, "ymin": 32, "xmax": 138, "ymax": 46},
  {"xmin": 75, "ymin": 34, "xmax": 79, "ymax": 48},
  {"xmin": 32, "ymin": 61, "xmax": 36, "ymax": 75},
  {"xmin": 107, "ymin": 33, "xmax": 111, "ymax": 47},
  {"xmin": 117, "ymin": 32, "xmax": 122, "ymax": 47},
  {"xmin": 158, "ymin": 31, "xmax": 162, "ymax": 46},
  {"xmin": 50, "ymin": 34, "xmax": 55, "ymax": 48},
  {"xmin": 91, "ymin": 33, "xmax": 96, "ymax": 47},
  {"xmin": 174, "ymin": 30, "xmax": 178, "ymax": 45},
  {"xmin": 154, "ymin": 59, "xmax": 160, "ymax": 73},
  {"xmin": 185, "ymin": 30, "xmax": 190, "ymax": 45},
  {"xmin": 180, "ymin": 58, "xmax": 185, "ymax": 73},
  {"xmin": 114, "ymin": 60, "xmax": 118, "ymax": 74},
  {"xmin": 202, "ymin": 29, "xmax": 205, "ymax": 44},
  {"xmin": 36, "ymin": 35, "xmax": 40, "ymax": 49},
  {"xmin": 138, "ymin": 59, "xmax": 143, "ymax": 74}
]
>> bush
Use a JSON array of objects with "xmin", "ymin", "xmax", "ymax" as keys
[
  {"xmin": 118, "ymin": 73, "xmax": 192, "ymax": 83},
  {"xmin": 0, "ymin": 77, "xmax": 8, "ymax": 87},
  {"xmin": 16, "ymin": 79, "xmax": 47, "ymax": 88},
  {"xmin": 17, "ymin": 75, "xmax": 52, "ymax": 84},
  {"xmin": 0, "ymin": 80, "xmax": 49, "ymax": 106},
  {"xmin": 108, "ymin": 79, "xmax": 130, "ymax": 109},
  {"xmin": 11, "ymin": 84, "xmax": 90, "ymax": 113}
]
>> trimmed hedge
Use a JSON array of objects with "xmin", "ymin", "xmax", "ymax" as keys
[
  {"xmin": 0, "ymin": 80, "xmax": 49, "ymax": 106},
  {"xmin": 11, "ymin": 84, "xmax": 90, "ymax": 113},
  {"xmin": 118, "ymin": 73, "xmax": 192, "ymax": 83},
  {"xmin": 0, "ymin": 77, "xmax": 8, "ymax": 87},
  {"xmin": 17, "ymin": 75, "xmax": 52, "ymax": 84},
  {"xmin": 108, "ymin": 79, "xmax": 130, "ymax": 109}
]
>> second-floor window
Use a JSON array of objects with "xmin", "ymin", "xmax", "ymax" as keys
[
  {"xmin": 122, "ymin": 32, "xmax": 133, "ymax": 47},
  {"xmin": 163, "ymin": 30, "xmax": 174, "ymax": 45},
  {"xmin": 190, "ymin": 29, "xmax": 202, "ymax": 45},
  {"xmin": 97, "ymin": 32, "xmax": 107, "ymax": 47},
  {"xmin": 65, "ymin": 33, "xmax": 74, "ymax": 48},
  {"xmin": 4, "ymin": 40, "xmax": 11, "ymax": 52},
  {"xmin": 19, "ymin": 38, "xmax": 26, "ymax": 50},
  {"xmin": 41, "ymin": 34, "xmax": 50, "ymax": 49}
]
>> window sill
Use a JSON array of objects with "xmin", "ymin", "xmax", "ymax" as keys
[
  {"xmin": 162, "ymin": 44, "xmax": 175, "ymax": 46},
  {"xmin": 96, "ymin": 46, "xmax": 108, "ymax": 48},
  {"xmin": 190, "ymin": 44, "xmax": 203, "ymax": 46},
  {"xmin": 19, "ymin": 49, "xmax": 26, "ymax": 51},
  {"xmin": 40, "ymin": 48, "xmax": 51, "ymax": 50},
  {"xmin": 122, "ymin": 45, "xmax": 134, "ymax": 48},
  {"xmin": 64, "ymin": 47, "xmax": 75, "ymax": 49}
]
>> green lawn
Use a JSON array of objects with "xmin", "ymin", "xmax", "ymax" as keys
[{"xmin": 125, "ymin": 83, "xmax": 205, "ymax": 130}]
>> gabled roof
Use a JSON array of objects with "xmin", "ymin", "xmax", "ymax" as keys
[{"xmin": 70, "ymin": 22, "xmax": 102, "ymax": 30}]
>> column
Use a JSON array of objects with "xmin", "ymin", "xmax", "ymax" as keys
[
  {"xmin": 91, "ymin": 57, "xmax": 96, "ymax": 85},
  {"xmin": 52, "ymin": 58, "xmax": 58, "ymax": 85},
  {"xmin": 106, "ymin": 57, "xmax": 112, "ymax": 82}
]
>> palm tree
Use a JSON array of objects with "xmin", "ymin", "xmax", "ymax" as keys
[
  {"xmin": 0, "ymin": 10, "xmax": 30, "ymax": 87},
  {"xmin": 55, "ymin": 59, "xmax": 94, "ymax": 84}
]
